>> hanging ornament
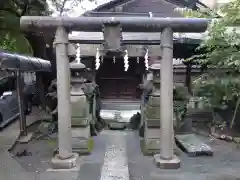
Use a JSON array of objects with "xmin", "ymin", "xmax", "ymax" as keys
[
  {"xmin": 113, "ymin": 56, "xmax": 116, "ymax": 64},
  {"xmin": 95, "ymin": 48, "xmax": 100, "ymax": 70},
  {"xmin": 124, "ymin": 50, "xmax": 129, "ymax": 72},
  {"xmin": 76, "ymin": 43, "xmax": 81, "ymax": 64},
  {"xmin": 144, "ymin": 49, "xmax": 149, "ymax": 70},
  {"xmin": 137, "ymin": 57, "xmax": 139, "ymax": 64}
]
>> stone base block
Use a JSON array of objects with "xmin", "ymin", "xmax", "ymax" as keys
[
  {"xmin": 17, "ymin": 132, "xmax": 33, "ymax": 143},
  {"xmin": 144, "ymin": 126, "xmax": 160, "ymax": 139},
  {"xmin": 145, "ymin": 106, "xmax": 160, "ymax": 119},
  {"xmin": 71, "ymin": 118, "xmax": 89, "ymax": 127},
  {"xmin": 145, "ymin": 138, "xmax": 161, "ymax": 151},
  {"xmin": 50, "ymin": 153, "xmax": 79, "ymax": 169},
  {"xmin": 143, "ymin": 127, "xmax": 161, "ymax": 155},
  {"xmin": 72, "ymin": 126, "xmax": 90, "ymax": 139},
  {"xmin": 153, "ymin": 154, "xmax": 180, "ymax": 169},
  {"xmin": 108, "ymin": 122, "xmax": 126, "ymax": 130},
  {"xmin": 145, "ymin": 118, "xmax": 160, "ymax": 128},
  {"xmin": 140, "ymin": 140, "xmax": 160, "ymax": 156},
  {"xmin": 140, "ymin": 138, "xmax": 179, "ymax": 156},
  {"xmin": 72, "ymin": 126, "xmax": 93, "ymax": 154},
  {"xmin": 148, "ymin": 95, "xmax": 160, "ymax": 106},
  {"xmin": 72, "ymin": 138, "xmax": 94, "ymax": 155}
]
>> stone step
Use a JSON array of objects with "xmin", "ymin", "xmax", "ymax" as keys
[
  {"xmin": 71, "ymin": 126, "xmax": 93, "ymax": 154},
  {"xmin": 144, "ymin": 106, "xmax": 160, "ymax": 119},
  {"xmin": 71, "ymin": 118, "xmax": 89, "ymax": 127},
  {"xmin": 72, "ymin": 138, "xmax": 94, "ymax": 154},
  {"xmin": 148, "ymin": 96, "xmax": 160, "ymax": 106},
  {"xmin": 145, "ymin": 118, "xmax": 160, "ymax": 128},
  {"xmin": 175, "ymin": 133, "xmax": 213, "ymax": 157}
]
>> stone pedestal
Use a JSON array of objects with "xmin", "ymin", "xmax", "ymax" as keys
[
  {"xmin": 70, "ymin": 62, "xmax": 93, "ymax": 155},
  {"xmin": 141, "ymin": 70, "xmax": 162, "ymax": 155},
  {"xmin": 71, "ymin": 92, "xmax": 93, "ymax": 154},
  {"xmin": 141, "ymin": 61, "xmax": 177, "ymax": 157},
  {"xmin": 142, "ymin": 94, "xmax": 177, "ymax": 156},
  {"xmin": 50, "ymin": 153, "xmax": 79, "ymax": 170},
  {"xmin": 153, "ymin": 154, "xmax": 180, "ymax": 169},
  {"xmin": 72, "ymin": 126, "xmax": 93, "ymax": 154}
]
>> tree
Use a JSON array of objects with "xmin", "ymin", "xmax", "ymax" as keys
[
  {"xmin": 0, "ymin": 0, "xmax": 96, "ymax": 75},
  {"xmin": 178, "ymin": 0, "xmax": 240, "ymax": 128},
  {"xmin": 0, "ymin": 0, "xmax": 49, "ymax": 54}
]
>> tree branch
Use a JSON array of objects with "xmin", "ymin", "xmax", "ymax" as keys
[{"xmin": 60, "ymin": 0, "xmax": 68, "ymax": 16}]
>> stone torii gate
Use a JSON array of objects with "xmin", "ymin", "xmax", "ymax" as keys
[{"xmin": 20, "ymin": 16, "xmax": 208, "ymax": 169}]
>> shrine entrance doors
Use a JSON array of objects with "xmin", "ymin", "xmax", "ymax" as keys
[{"xmin": 96, "ymin": 57, "xmax": 145, "ymax": 100}]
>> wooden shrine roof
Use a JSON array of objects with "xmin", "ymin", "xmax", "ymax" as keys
[
  {"xmin": 84, "ymin": 0, "xmax": 199, "ymax": 17},
  {"xmin": 70, "ymin": 0, "xmax": 206, "ymax": 43}
]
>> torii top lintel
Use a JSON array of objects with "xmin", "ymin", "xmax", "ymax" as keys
[{"xmin": 20, "ymin": 16, "xmax": 208, "ymax": 33}]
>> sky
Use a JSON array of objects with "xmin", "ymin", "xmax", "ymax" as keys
[
  {"xmin": 46, "ymin": 0, "xmax": 111, "ymax": 36},
  {"xmin": 47, "ymin": 0, "xmax": 110, "ymax": 17}
]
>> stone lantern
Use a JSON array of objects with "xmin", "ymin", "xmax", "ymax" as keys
[
  {"xmin": 149, "ymin": 63, "xmax": 161, "ymax": 97},
  {"xmin": 70, "ymin": 62, "xmax": 86, "ymax": 85},
  {"xmin": 142, "ymin": 60, "xmax": 176, "ymax": 155},
  {"xmin": 70, "ymin": 61, "xmax": 92, "ymax": 154},
  {"xmin": 142, "ymin": 61, "xmax": 161, "ymax": 155}
]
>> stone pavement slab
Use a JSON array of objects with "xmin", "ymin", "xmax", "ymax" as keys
[
  {"xmin": 37, "ymin": 172, "xmax": 79, "ymax": 180},
  {"xmin": 175, "ymin": 133, "xmax": 213, "ymax": 157},
  {"xmin": 126, "ymin": 131, "xmax": 240, "ymax": 180},
  {"xmin": 0, "ymin": 172, "xmax": 37, "ymax": 180},
  {"xmin": 0, "ymin": 151, "xmax": 37, "ymax": 180},
  {"xmin": 77, "ymin": 133, "xmax": 106, "ymax": 180},
  {"xmin": 0, "ymin": 107, "xmax": 50, "ymax": 151}
]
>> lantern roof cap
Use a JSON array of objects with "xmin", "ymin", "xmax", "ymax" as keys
[
  {"xmin": 149, "ymin": 63, "xmax": 161, "ymax": 70},
  {"xmin": 70, "ymin": 61, "xmax": 86, "ymax": 70}
]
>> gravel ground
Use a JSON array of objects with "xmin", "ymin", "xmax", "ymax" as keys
[{"xmin": 7, "ymin": 129, "xmax": 240, "ymax": 180}]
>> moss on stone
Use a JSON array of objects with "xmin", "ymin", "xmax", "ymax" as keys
[{"xmin": 87, "ymin": 137, "xmax": 94, "ymax": 152}]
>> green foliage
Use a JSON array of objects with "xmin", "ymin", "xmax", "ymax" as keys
[
  {"xmin": 1, "ymin": 33, "xmax": 33, "ymax": 54},
  {"xmin": 173, "ymin": 85, "xmax": 191, "ymax": 128},
  {"xmin": 193, "ymin": 74, "xmax": 240, "ymax": 109},
  {"xmin": 0, "ymin": 0, "xmax": 48, "ymax": 54},
  {"xmin": 0, "ymin": 0, "xmax": 95, "ymax": 53},
  {"xmin": 180, "ymin": 0, "xmax": 240, "ymax": 127},
  {"xmin": 176, "ymin": 7, "xmax": 214, "ymax": 18}
]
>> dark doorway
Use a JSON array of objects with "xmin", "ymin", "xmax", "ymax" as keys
[{"xmin": 96, "ymin": 57, "xmax": 145, "ymax": 100}]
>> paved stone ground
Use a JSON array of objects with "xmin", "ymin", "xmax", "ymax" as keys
[
  {"xmin": 127, "ymin": 132, "xmax": 240, "ymax": 180},
  {"xmin": 0, "ymin": 108, "xmax": 48, "ymax": 152},
  {"xmin": 2, "ymin": 118, "xmax": 240, "ymax": 180}
]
